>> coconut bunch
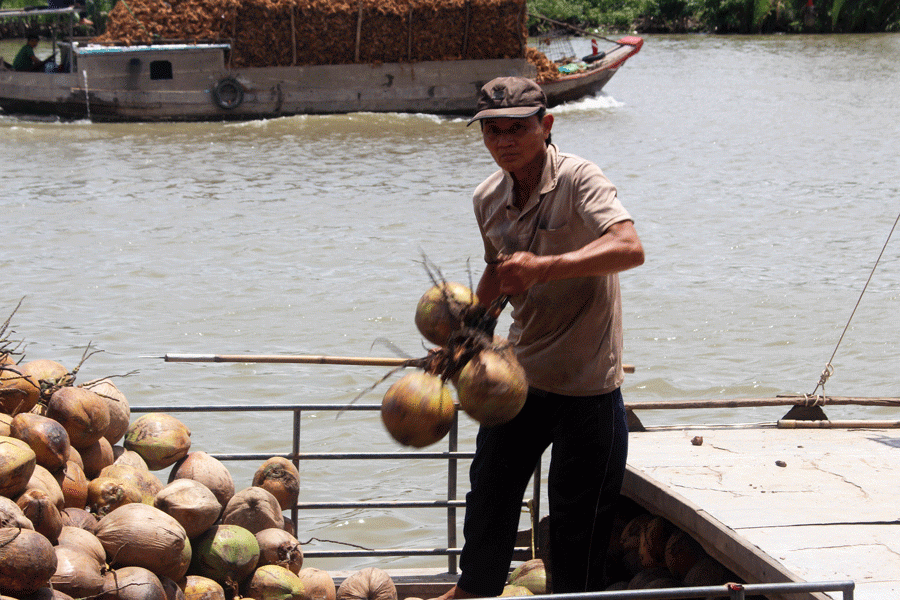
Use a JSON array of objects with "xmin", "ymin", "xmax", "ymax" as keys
[{"xmin": 376, "ymin": 263, "xmax": 529, "ymax": 449}]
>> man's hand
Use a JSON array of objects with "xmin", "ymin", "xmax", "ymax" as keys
[{"xmin": 495, "ymin": 251, "xmax": 550, "ymax": 296}]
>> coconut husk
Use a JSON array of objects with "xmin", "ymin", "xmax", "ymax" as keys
[
  {"xmin": 638, "ymin": 516, "xmax": 674, "ymax": 569},
  {"xmin": 16, "ymin": 488, "xmax": 63, "ymax": 544},
  {"xmin": 99, "ymin": 463, "xmax": 164, "ymax": 503},
  {"xmin": 62, "ymin": 460, "xmax": 89, "ymax": 510},
  {"xmin": 169, "ymin": 451, "xmax": 235, "ymax": 512},
  {"xmin": 67, "ymin": 445, "xmax": 84, "ymax": 470},
  {"xmin": 124, "ymin": 413, "xmax": 192, "ymax": 472},
  {"xmin": 336, "ymin": 567, "xmax": 396, "ymax": 600},
  {"xmin": 19, "ymin": 359, "xmax": 74, "ymax": 400},
  {"xmin": 191, "ymin": 524, "xmax": 260, "ymax": 594},
  {"xmin": 51, "ymin": 545, "xmax": 105, "ymax": 599},
  {"xmin": 58, "ymin": 525, "xmax": 107, "ymax": 566},
  {"xmin": 113, "ymin": 448, "xmax": 150, "ymax": 471},
  {"xmin": 95, "ymin": 504, "xmax": 190, "ymax": 582},
  {"xmin": 381, "ymin": 372, "xmax": 455, "ymax": 448},
  {"xmin": 154, "ymin": 478, "xmax": 221, "ymax": 539},
  {"xmin": 0, "ymin": 364, "xmax": 41, "ymax": 415},
  {"xmin": 82, "ymin": 437, "xmax": 116, "ymax": 479},
  {"xmin": 222, "ymin": 487, "xmax": 284, "ymax": 535},
  {"xmin": 0, "ymin": 494, "xmax": 34, "ymax": 529},
  {"xmin": 0, "ymin": 528, "xmax": 58, "ymax": 595},
  {"xmin": 10, "ymin": 413, "xmax": 71, "ymax": 473},
  {"xmin": 0, "ymin": 413, "xmax": 11, "ymax": 436},
  {"xmin": 252, "ymin": 457, "xmax": 300, "ymax": 513},
  {"xmin": 61, "ymin": 506, "xmax": 99, "ymax": 532},
  {"xmin": 87, "ymin": 476, "xmax": 144, "ymax": 516},
  {"xmin": 246, "ymin": 565, "xmax": 305, "ymax": 600},
  {"xmin": 100, "ymin": 566, "xmax": 167, "ymax": 600},
  {"xmin": 160, "ymin": 576, "xmax": 187, "ymax": 600},
  {"xmin": 25, "ymin": 463, "xmax": 66, "ymax": 511},
  {"xmin": 82, "ymin": 379, "xmax": 131, "ymax": 446},
  {"xmin": 183, "ymin": 575, "xmax": 226, "ymax": 600},
  {"xmin": 256, "ymin": 528, "xmax": 303, "ymax": 574},
  {"xmin": 46, "ymin": 387, "xmax": 110, "ymax": 451},
  {"xmin": 507, "ymin": 559, "xmax": 545, "ymax": 595},
  {"xmin": 499, "ymin": 586, "xmax": 531, "ymax": 597},
  {"xmin": 297, "ymin": 568, "xmax": 336, "ymax": 600},
  {"xmin": 664, "ymin": 529, "xmax": 706, "ymax": 580},
  {"xmin": 455, "ymin": 345, "xmax": 527, "ymax": 427},
  {"xmin": 682, "ymin": 556, "xmax": 727, "ymax": 587}
]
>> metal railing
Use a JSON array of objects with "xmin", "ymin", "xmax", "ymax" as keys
[{"xmin": 132, "ymin": 402, "xmax": 538, "ymax": 574}]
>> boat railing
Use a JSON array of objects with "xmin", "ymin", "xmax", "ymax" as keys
[
  {"xmin": 502, "ymin": 580, "xmax": 855, "ymax": 599},
  {"xmin": 131, "ymin": 402, "xmax": 539, "ymax": 575}
]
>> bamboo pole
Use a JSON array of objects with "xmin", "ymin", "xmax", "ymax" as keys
[
  {"xmin": 162, "ymin": 353, "xmax": 635, "ymax": 373},
  {"xmin": 779, "ymin": 419, "xmax": 900, "ymax": 429}
]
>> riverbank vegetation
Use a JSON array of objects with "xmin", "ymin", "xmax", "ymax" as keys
[{"xmin": 1, "ymin": 0, "xmax": 897, "ymax": 39}]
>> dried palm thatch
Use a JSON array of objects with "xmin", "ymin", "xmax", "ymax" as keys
[{"xmin": 93, "ymin": 0, "xmax": 553, "ymax": 71}]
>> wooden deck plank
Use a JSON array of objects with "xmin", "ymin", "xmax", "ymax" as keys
[{"xmin": 625, "ymin": 425, "xmax": 900, "ymax": 600}]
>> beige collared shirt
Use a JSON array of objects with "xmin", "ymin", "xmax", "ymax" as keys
[{"xmin": 473, "ymin": 144, "xmax": 632, "ymax": 395}]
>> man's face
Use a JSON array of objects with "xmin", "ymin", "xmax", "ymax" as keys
[{"xmin": 481, "ymin": 115, "xmax": 551, "ymax": 174}]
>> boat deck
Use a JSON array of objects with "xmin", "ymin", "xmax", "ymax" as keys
[{"xmin": 624, "ymin": 423, "xmax": 900, "ymax": 600}]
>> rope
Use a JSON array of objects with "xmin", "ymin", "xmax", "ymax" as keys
[{"xmin": 810, "ymin": 209, "xmax": 900, "ymax": 397}]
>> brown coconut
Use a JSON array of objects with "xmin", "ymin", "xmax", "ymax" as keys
[
  {"xmin": 0, "ymin": 495, "xmax": 34, "ymax": 529},
  {"xmin": 0, "ymin": 412, "xmax": 11, "ymax": 436},
  {"xmin": 222, "ymin": 486, "xmax": 285, "ymax": 534},
  {"xmin": 0, "ymin": 363, "xmax": 41, "ymax": 415},
  {"xmin": 25, "ymin": 463, "xmax": 66, "ymax": 511},
  {"xmin": 94, "ymin": 503, "xmax": 191, "ymax": 582},
  {"xmin": 16, "ymin": 488, "xmax": 63, "ymax": 544},
  {"xmin": 336, "ymin": 567, "xmax": 396, "ymax": 600},
  {"xmin": 664, "ymin": 529, "xmax": 707, "ymax": 580},
  {"xmin": 67, "ymin": 445, "xmax": 84, "ymax": 470},
  {"xmin": 51, "ymin": 545, "xmax": 105, "ymax": 598},
  {"xmin": 99, "ymin": 463, "xmax": 164, "ymax": 503},
  {"xmin": 247, "ymin": 565, "xmax": 305, "ymax": 600},
  {"xmin": 61, "ymin": 506, "xmax": 99, "ymax": 532},
  {"xmin": 124, "ymin": 413, "xmax": 191, "ymax": 471},
  {"xmin": 0, "ymin": 527, "xmax": 58, "ymax": 595},
  {"xmin": 0, "ymin": 434, "xmax": 37, "ymax": 497},
  {"xmin": 114, "ymin": 448, "xmax": 150, "ymax": 471},
  {"xmin": 507, "ymin": 559, "xmax": 546, "ymax": 595},
  {"xmin": 58, "ymin": 525, "xmax": 107, "ymax": 565},
  {"xmin": 62, "ymin": 460, "xmax": 89, "ymax": 510},
  {"xmin": 297, "ymin": 568, "xmax": 336, "ymax": 600},
  {"xmin": 82, "ymin": 378, "xmax": 131, "ymax": 445},
  {"xmin": 455, "ymin": 346, "xmax": 527, "ymax": 427},
  {"xmin": 19, "ymin": 359, "xmax": 71, "ymax": 391},
  {"xmin": 414, "ymin": 282, "xmax": 478, "ymax": 346},
  {"xmin": 160, "ymin": 576, "xmax": 187, "ymax": 600},
  {"xmin": 87, "ymin": 476, "xmax": 144, "ymax": 516},
  {"xmin": 638, "ymin": 516, "xmax": 675, "ymax": 569},
  {"xmin": 255, "ymin": 528, "xmax": 304, "ymax": 574},
  {"xmin": 380, "ymin": 371, "xmax": 456, "ymax": 448},
  {"xmin": 81, "ymin": 436, "xmax": 116, "ymax": 479},
  {"xmin": 46, "ymin": 386, "xmax": 110, "ymax": 450},
  {"xmin": 252, "ymin": 457, "xmax": 300, "ymax": 513},
  {"xmin": 183, "ymin": 575, "xmax": 226, "ymax": 600},
  {"xmin": 154, "ymin": 478, "xmax": 221, "ymax": 539},
  {"xmin": 10, "ymin": 412, "xmax": 71, "ymax": 473},
  {"xmin": 168, "ymin": 451, "xmax": 234, "ymax": 511},
  {"xmin": 100, "ymin": 566, "xmax": 167, "ymax": 600},
  {"xmin": 682, "ymin": 556, "xmax": 727, "ymax": 587}
]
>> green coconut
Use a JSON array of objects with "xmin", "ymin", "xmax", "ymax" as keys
[
  {"xmin": 0, "ymin": 435, "xmax": 37, "ymax": 498},
  {"xmin": 499, "ymin": 585, "xmax": 532, "ymax": 597},
  {"xmin": 124, "ymin": 413, "xmax": 191, "ymax": 471},
  {"xmin": 0, "ymin": 527, "xmax": 58, "ymax": 595},
  {"xmin": 192, "ymin": 524, "xmax": 260, "ymax": 592},
  {"xmin": 10, "ymin": 412, "xmax": 71, "ymax": 473},
  {"xmin": 94, "ymin": 503, "xmax": 191, "ymax": 582},
  {"xmin": 380, "ymin": 371, "xmax": 456, "ymax": 448},
  {"xmin": 414, "ymin": 282, "xmax": 479, "ymax": 346},
  {"xmin": 46, "ymin": 386, "xmax": 111, "ymax": 451},
  {"xmin": 252, "ymin": 457, "xmax": 300, "ymax": 513},
  {"xmin": 508, "ymin": 559, "xmax": 546, "ymax": 595},
  {"xmin": 246, "ymin": 565, "xmax": 306, "ymax": 600},
  {"xmin": 455, "ymin": 347, "xmax": 527, "ymax": 427}
]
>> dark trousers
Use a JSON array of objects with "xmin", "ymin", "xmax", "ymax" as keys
[{"xmin": 457, "ymin": 387, "xmax": 629, "ymax": 596}]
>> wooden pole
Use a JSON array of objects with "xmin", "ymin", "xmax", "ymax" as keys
[
  {"xmin": 162, "ymin": 353, "xmax": 635, "ymax": 373},
  {"xmin": 355, "ymin": 1, "xmax": 363, "ymax": 63}
]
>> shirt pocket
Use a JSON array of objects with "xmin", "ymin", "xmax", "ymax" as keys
[{"xmin": 530, "ymin": 224, "xmax": 575, "ymax": 255}]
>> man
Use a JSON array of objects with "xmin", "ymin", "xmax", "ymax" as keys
[
  {"xmin": 13, "ymin": 34, "xmax": 50, "ymax": 72},
  {"xmin": 437, "ymin": 77, "xmax": 644, "ymax": 599}
]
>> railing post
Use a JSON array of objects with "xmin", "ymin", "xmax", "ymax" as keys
[
  {"xmin": 447, "ymin": 411, "xmax": 459, "ymax": 574},
  {"xmin": 292, "ymin": 406, "xmax": 302, "ymax": 527}
]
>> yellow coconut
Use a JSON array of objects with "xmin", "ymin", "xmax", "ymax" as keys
[
  {"xmin": 414, "ymin": 282, "xmax": 479, "ymax": 347},
  {"xmin": 380, "ymin": 371, "xmax": 456, "ymax": 448},
  {"xmin": 10, "ymin": 412, "xmax": 71, "ymax": 473},
  {"xmin": 0, "ymin": 435, "xmax": 37, "ymax": 498},
  {"xmin": 455, "ymin": 347, "xmax": 527, "ymax": 427},
  {"xmin": 16, "ymin": 487, "xmax": 64, "ymax": 544},
  {"xmin": 252, "ymin": 457, "xmax": 300, "ymax": 513},
  {"xmin": 222, "ymin": 486, "xmax": 285, "ymax": 535},
  {"xmin": 124, "ymin": 413, "xmax": 191, "ymax": 471},
  {"xmin": 168, "ymin": 451, "xmax": 235, "ymax": 512},
  {"xmin": 183, "ymin": 575, "xmax": 226, "ymax": 600},
  {"xmin": 0, "ymin": 363, "xmax": 41, "ymax": 415},
  {"xmin": 0, "ymin": 527, "xmax": 58, "ymax": 595},
  {"xmin": 507, "ymin": 559, "xmax": 546, "ymax": 595},
  {"xmin": 95, "ymin": 503, "xmax": 191, "ymax": 582},
  {"xmin": 82, "ymin": 378, "xmax": 131, "ymax": 445},
  {"xmin": 247, "ymin": 565, "xmax": 305, "ymax": 600},
  {"xmin": 81, "ymin": 436, "xmax": 116, "ymax": 479},
  {"xmin": 62, "ymin": 460, "xmax": 89, "ymax": 510},
  {"xmin": 336, "ymin": 567, "xmax": 396, "ymax": 600},
  {"xmin": 500, "ymin": 585, "xmax": 533, "ymax": 597},
  {"xmin": 46, "ymin": 386, "xmax": 110, "ymax": 451},
  {"xmin": 255, "ymin": 528, "xmax": 304, "ymax": 574},
  {"xmin": 100, "ymin": 566, "xmax": 167, "ymax": 600},
  {"xmin": 297, "ymin": 567, "xmax": 336, "ymax": 600},
  {"xmin": 154, "ymin": 478, "xmax": 221, "ymax": 539}
]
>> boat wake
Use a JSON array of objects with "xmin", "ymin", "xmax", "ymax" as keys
[{"xmin": 553, "ymin": 93, "xmax": 624, "ymax": 113}]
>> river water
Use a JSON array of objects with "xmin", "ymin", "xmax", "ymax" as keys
[{"xmin": 2, "ymin": 33, "xmax": 899, "ymax": 572}]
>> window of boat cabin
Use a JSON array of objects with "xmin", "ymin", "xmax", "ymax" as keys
[{"xmin": 150, "ymin": 60, "xmax": 173, "ymax": 80}]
